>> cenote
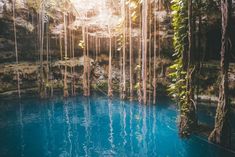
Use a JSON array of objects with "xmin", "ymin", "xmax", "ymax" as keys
[
  {"xmin": 1, "ymin": 0, "xmax": 235, "ymax": 156},
  {"xmin": 0, "ymin": 93, "xmax": 235, "ymax": 157}
]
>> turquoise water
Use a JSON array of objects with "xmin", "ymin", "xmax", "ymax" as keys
[{"xmin": 0, "ymin": 93, "xmax": 234, "ymax": 157}]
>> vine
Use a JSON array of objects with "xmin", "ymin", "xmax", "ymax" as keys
[{"xmin": 168, "ymin": 0, "xmax": 188, "ymax": 109}]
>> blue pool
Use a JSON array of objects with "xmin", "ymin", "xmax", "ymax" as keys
[{"xmin": 0, "ymin": 93, "xmax": 235, "ymax": 157}]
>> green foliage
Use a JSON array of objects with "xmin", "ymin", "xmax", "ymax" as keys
[{"xmin": 168, "ymin": 0, "xmax": 188, "ymax": 108}]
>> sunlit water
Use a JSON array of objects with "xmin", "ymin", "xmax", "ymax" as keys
[{"xmin": 0, "ymin": 93, "xmax": 235, "ymax": 157}]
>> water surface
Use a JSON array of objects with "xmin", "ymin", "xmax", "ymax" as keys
[{"xmin": 0, "ymin": 93, "xmax": 234, "ymax": 157}]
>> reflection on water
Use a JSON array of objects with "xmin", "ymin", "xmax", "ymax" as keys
[
  {"xmin": 19, "ymin": 102, "xmax": 25, "ymax": 157},
  {"xmin": 0, "ymin": 93, "xmax": 235, "ymax": 157}
]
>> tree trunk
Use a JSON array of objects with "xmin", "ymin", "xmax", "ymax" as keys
[
  {"xmin": 196, "ymin": 0, "xmax": 202, "ymax": 103},
  {"xmin": 208, "ymin": 0, "xmax": 232, "ymax": 148}
]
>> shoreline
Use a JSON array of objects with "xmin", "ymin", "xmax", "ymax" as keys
[{"xmin": 1, "ymin": 87, "xmax": 235, "ymax": 106}]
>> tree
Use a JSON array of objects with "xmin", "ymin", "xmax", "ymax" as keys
[{"xmin": 208, "ymin": 0, "xmax": 232, "ymax": 148}]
